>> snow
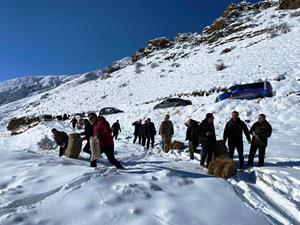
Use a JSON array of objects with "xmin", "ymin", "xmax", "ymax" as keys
[
  {"xmin": 0, "ymin": 1, "xmax": 299, "ymax": 224},
  {"xmin": 0, "ymin": 132, "xmax": 268, "ymax": 225}
]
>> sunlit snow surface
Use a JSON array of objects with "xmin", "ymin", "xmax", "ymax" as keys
[{"xmin": 0, "ymin": 2, "xmax": 299, "ymax": 224}]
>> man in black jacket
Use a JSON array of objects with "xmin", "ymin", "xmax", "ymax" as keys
[
  {"xmin": 132, "ymin": 119, "xmax": 142, "ymax": 144},
  {"xmin": 223, "ymin": 111, "xmax": 251, "ymax": 169},
  {"xmin": 199, "ymin": 113, "xmax": 216, "ymax": 168},
  {"xmin": 111, "ymin": 120, "xmax": 121, "ymax": 140},
  {"xmin": 52, "ymin": 128, "xmax": 69, "ymax": 157},
  {"xmin": 185, "ymin": 119, "xmax": 200, "ymax": 160},
  {"xmin": 247, "ymin": 114, "xmax": 272, "ymax": 167},
  {"xmin": 144, "ymin": 118, "xmax": 156, "ymax": 149},
  {"xmin": 80, "ymin": 119, "xmax": 94, "ymax": 154},
  {"xmin": 70, "ymin": 117, "xmax": 78, "ymax": 129}
]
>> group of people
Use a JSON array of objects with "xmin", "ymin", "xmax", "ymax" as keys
[
  {"xmin": 132, "ymin": 111, "xmax": 272, "ymax": 169},
  {"xmin": 52, "ymin": 110, "xmax": 272, "ymax": 170},
  {"xmin": 184, "ymin": 111, "xmax": 272, "ymax": 169},
  {"xmin": 132, "ymin": 118, "xmax": 157, "ymax": 149},
  {"xmin": 52, "ymin": 113, "xmax": 124, "ymax": 169}
]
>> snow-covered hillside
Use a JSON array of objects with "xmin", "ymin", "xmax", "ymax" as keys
[
  {"xmin": 0, "ymin": 70, "xmax": 106, "ymax": 106},
  {"xmin": 0, "ymin": 1, "xmax": 299, "ymax": 224}
]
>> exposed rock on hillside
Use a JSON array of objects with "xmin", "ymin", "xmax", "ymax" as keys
[
  {"xmin": 279, "ymin": 0, "xmax": 300, "ymax": 9},
  {"xmin": 132, "ymin": 37, "xmax": 174, "ymax": 62}
]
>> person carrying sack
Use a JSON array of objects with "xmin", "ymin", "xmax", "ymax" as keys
[
  {"xmin": 88, "ymin": 113, "xmax": 124, "ymax": 169},
  {"xmin": 51, "ymin": 128, "xmax": 69, "ymax": 157}
]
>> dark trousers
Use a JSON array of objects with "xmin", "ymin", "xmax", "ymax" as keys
[
  {"xmin": 141, "ymin": 135, "xmax": 146, "ymax": 146},
  {"xmin": 112, "ymin": 132, "xmax": 119, "ymax": 140},
  {"xmin": 101, "ymin": 145, "xmax": 124, "ymax": 169},
  {"xmin": 83, "ymin": 142, "xmax": 91, "ymax": 154},
  {"xmin": 247, "ymin": 143, "xmax": 266, "ymax": 167},
  {"xmin": 229, "ymin": 142, "xmax": 244, "ymax": 169},
  {"xmin": 133, "ymin": 134, "xmax": 141, "ymax": 144},
  {"xmin": 59, "ymin": 147, "xmax": 65, "ymax": 157},
  {"xmin": 59, "ymin": 143, "xmax": 68, "ymax": 157},
  {"xmin": 146, "ymin": 135, "xmax": 155, "ymax": 149},
  {"xmin": 188, "ymin": 141, "xmax": 195, "ymax": 160},
  {"xmin": 200, "ymin": 144, "xmax": 213, "ymax": 167}
]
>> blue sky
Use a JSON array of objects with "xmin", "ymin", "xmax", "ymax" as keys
[{"xmin": 0, "ymin": 0, "xmax": 259, "ymax": 81}]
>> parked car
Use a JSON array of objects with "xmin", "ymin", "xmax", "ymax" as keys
[
  {"xmin": 41, "ymin": 114, "xmax": 53, "ymax": 121},
  {"xmin": 215, "ymin": 81, "xmax": 273, "ymax": 102},
  {"xmin": 55, "ymin": 115, "xmax": 63, "ymax": 121},
  {"xmin": 98, "ymin": 107, "xmax": 124, "ymax": 116},
  {"xmin": 153, "ymin": 98, "xmax": 192, "ymax": 109}
]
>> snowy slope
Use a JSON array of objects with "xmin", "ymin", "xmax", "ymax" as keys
[
  {"xmin": 0, "ymin": 1, "xmax": 299, "ymax": 224},
  {"xmin": 0, "ymin": 70, "xmax": 105, "ymax": 106}
]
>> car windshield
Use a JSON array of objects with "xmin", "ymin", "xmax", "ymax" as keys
[{"xmin": 226, "ymin": 86, "xmax": 238, "ymax": 93}]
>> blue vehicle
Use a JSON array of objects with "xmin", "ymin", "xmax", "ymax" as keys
[{"xmin": 215, "ymin": 81, "xmax": 273, "ymax": 102}]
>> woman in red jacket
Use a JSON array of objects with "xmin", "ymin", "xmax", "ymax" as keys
[{"xmin": 88, "ymin": 113, "xmax": 124, "ymax": 169}]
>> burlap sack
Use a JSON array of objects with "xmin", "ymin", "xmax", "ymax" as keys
[
  {"xmin": 221, "ymin": 160, "xmax": 237, "ymax": 179},
  {"xmin": 170, "ymin": 141, "xmax": 185, "ymax": 150},
  {"xmin": 208, "ymin": 159, "xmax": 237, "ymax": 179},
  {"xmin": 213, "ymin": 140, "xmax": 229, "ymax": 160},
  {"xmin": 90, "ymin": 136, "xmax": 101, "ymax": 161},
  {"xmin": 64, "ymin": 133, "xmax": 82, "ymax": 159}
]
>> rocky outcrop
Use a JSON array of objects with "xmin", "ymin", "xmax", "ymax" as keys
[
  {"xmin": 7, "ymin": 116, "xmax": 40, "ymax": 132},
  {"xmin": 132, "ymin": 37, "xmax": 174, "ymax": 62},
  {"xmin": 279, "ymin": 0, "xmax": 300, "ymax": 9},
  {"xmin": 201, "ymin": 1, "xmax": 278, "ymax": 45}
]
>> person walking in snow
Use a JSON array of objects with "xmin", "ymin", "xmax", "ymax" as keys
[
  {"xmin": 185, "ymin": 119, "xmax": 200, "ymax": 160},
  {"xmin": 51, "ymin": 128, "xmax": 69, "ymax": 157},
  {"xmin": 223, "ymin": 111, "xmax": 251, "ymax": 169},
  {"xmin": 247, "ymin": 114, "xmax": 272, "ymax": 167},
  {"xmin": 111, "ymin": 120, "xmax": 121, "ymax": 140},
  {"xmin": 70, "ymin": 117, "xmax": 78, "ymax": 129},
  {"xmin": 132, "ymin": 119, "xmax": 142, "ymax": 144},
  {"xmin": 139, "ymin": 120, "xmax": 147, "ymax": 147},
  {"xmin": 88, "ymin": 113, "xmax": 124, "ymax": 169},
  {"xmin": 63, "ymin": 113, "xmax": 68, "ymax": 121},
  {"xmin": 80, "ymin": 119, "xmax": 94, "ymax": 166},
  {"xmin": 144, "ymin": 118, "xmax": 156, "ymax": 149},
  {"xmin": 159, "ymin": 114, "xmax": 174, "ymax": 153},
  {"xmin": 199, "ymin": 113, "xmax": 216, "ymax": 168}
]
